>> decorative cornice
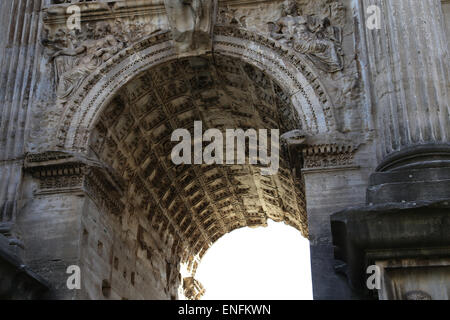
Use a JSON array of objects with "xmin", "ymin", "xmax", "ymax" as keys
[
  {"xmin": 24, "ymin": 152, "xmax": 125, "ymax": 215},
  {"xmin": 302, "ymin": 144, "xmax": 359, "ymax": 171}
]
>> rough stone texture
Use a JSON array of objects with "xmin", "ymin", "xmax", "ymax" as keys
[
  {"xmin": 0, "ymin": 0, "xmax": 448, "ymax": 300},
  {"xmin": 441, "ymin": 1, "xmax": 450, "ymax": 45},
  {"xmin": 164, "ymin": 0, "xmax": 218, "ymax": 56}
]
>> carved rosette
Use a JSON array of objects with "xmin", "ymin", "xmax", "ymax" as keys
[{"xmin": 25, "ymin": 152, "xmax": 125, "ymax": 216}]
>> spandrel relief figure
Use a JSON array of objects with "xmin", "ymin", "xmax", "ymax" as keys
[
  {"xmin": 269, "ymin": 0, "xmax": 344, "ymax": 72},
  {"xmin": 43, "ymin": 22, "xmax": 126, "ymax": 103}
]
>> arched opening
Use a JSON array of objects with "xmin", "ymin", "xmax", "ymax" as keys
[
  {"xmin": 195, "ymin": 220, "xmax": 312, "ymax": 300},
  {"xmin": 84, "ymin": 53, "xmax": 311, "ymax": 299}
]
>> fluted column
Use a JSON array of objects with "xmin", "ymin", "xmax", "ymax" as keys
[
  {"xmin": 363, "ymin": 0, "xmax": 449, "ymax": 161},
  {"xmin": 0, "ymin": 0, "xmax": 46, "ymax": 229}
]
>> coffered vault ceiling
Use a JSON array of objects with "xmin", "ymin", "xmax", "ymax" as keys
[{"xmin": 89, "ymin": 54, "xmax": 307, "ymax": 275}]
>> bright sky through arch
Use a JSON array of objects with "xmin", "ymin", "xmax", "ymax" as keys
[{"xmin": 195, "ymin": 220, "xmax": 313, "ymax": 300}]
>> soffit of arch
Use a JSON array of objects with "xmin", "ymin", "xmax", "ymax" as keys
[{"xmin": 87, "ymin": 55, "xmax": 310, "ymax": 266}]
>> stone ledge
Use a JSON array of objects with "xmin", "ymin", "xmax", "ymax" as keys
[
  {"xmin": 0, "ymin": 234, "xmax": 49, "ymax": 300},
  {"xmin": 330, "ymin": 200, "xmax": 450, "ymax": 295},
  {"xmin": 24, "ymin": 152, "xmax": 126, "ymax": 216}
]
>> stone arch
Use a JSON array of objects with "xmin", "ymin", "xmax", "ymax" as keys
[
  {"xmin": 54, "ymin": 28, "xmax": 336, "ymax": 152},
  {"xmin": 50, "ymin": 27, "xmax": 337, "ymax": 299},
  {"xmin": 86, "ymin": 52, "xmax": 309, "ymax": 288}
]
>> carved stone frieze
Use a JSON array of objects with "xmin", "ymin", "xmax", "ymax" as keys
[
  {"xmin": 404, "ymin": 290, "xmax": 432, "ymax": 300},
  {"xmin": 84, "ymin": 167, "xmax": 125, "ymax": 216},
  {"xmin": 268, "ymin": 0, "xmax": 344, "ymax": 72},
  {"xmin": 302, "ymin": 144, "xmax": 358, "ymax": 170},
  {"xmin": 25, "ymin": 152, "xmax": 125, "ymax": 215},
  {"xmin": 26, "ymin": 151, "xmax": 74, "ymax": 163}
]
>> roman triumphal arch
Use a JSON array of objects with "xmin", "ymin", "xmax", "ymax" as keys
[{"xmin": 0, "ymin": 0, "xmax": 448, "ymax": 300}]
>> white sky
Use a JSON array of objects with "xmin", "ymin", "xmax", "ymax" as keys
[{"xmin": 195, "ymin": 220, "xmax": 313, "ymax": 300}]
